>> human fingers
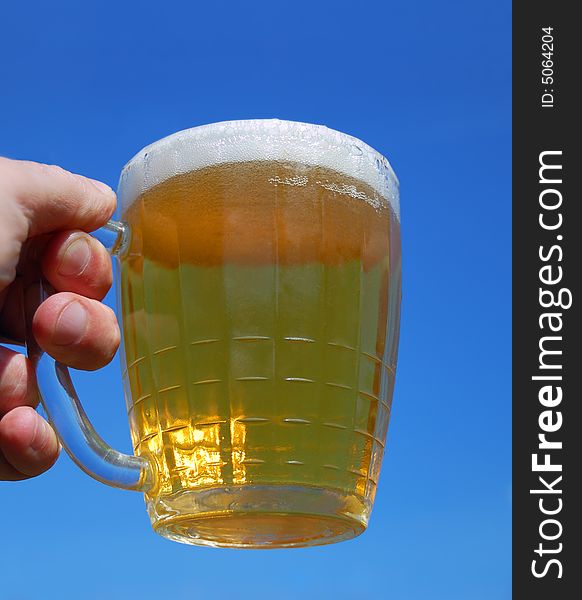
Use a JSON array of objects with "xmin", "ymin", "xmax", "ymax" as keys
[
  {"xmin": 0, "ymin": 406, "xmax": 59, "ymax": 479},
  {"xmin": 41, "ymin": 230, "xmax": 112, "ymax": 300},
  {"xmin": 32, "ymin": 292, "xmax": 120, "ymax": 371},
  {"xmin": 0, "ymin": 157, "xmax": 115, "ymax": 293},
  {"xmin": 0, "ymin": 345, "xmax": 38, "ymax": 417}
]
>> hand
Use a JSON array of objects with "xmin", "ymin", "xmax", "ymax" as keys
[{"xmin": 0, "ymin": 157, "xmax": 120, "ymax": 480}]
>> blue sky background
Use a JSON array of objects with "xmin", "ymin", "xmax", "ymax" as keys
[{"xmin": 0, "ymin": 1, "xmax": 511, "ymax": 598}]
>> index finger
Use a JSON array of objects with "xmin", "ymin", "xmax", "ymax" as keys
[
  {"xmin": 0, "ymin": 158, "xmax": 116, "ymax": 237},
  {"xmin": 0, "ymin": 157, "xmax": 116, "ymax": 292}
]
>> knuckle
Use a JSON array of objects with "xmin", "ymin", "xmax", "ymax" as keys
[
  {"xmin": 35, "ymin": 163, "xmax": 80, "ymax": 192},
  {"xmin": 40, "ymin": 163, "xmax": 69, "ymax": 178},
  {"xmin": 4, "ymin": 159, "xmax": 70, "ymax": 187}
]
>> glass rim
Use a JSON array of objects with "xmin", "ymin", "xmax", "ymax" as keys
[{"xmin": 118, "ymin": 119, "xmax": 399, "ymax": 218}]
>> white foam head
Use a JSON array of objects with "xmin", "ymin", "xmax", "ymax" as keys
[{"xmin": 118, "ymin": 119, "xmax": 399, "ymax": 219}]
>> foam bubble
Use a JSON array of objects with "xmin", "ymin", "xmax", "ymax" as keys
[{"xmin": 118, "ymin": 119, "xmax": 399, "ymax": 219}]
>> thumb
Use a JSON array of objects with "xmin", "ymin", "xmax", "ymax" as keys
[{"xmin": 0, "ymin": 157, "xmax": 116, "ymax": 291}]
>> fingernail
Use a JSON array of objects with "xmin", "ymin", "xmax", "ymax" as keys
[
  {"xmin": 58, "ymin": 237, "xmax": 92, "ymax": 277},
  {"xmin": 30, "ymin": 417, "xmax": 53, "ymax": 453},
  {"xmin": 53, "ymin": 301, "xmax": 88, "ymax": 346},
  {"xmin": 88, "ymin": 178, "xmax": 113, "ymax": 194}
]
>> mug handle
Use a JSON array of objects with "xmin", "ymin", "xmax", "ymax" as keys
[{"xmin": 25, "ymin": 221, "xmax": 155, "ymax": 492}]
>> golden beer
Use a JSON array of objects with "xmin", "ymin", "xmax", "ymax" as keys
[{"xmin": 118, "ymin": 124, "xmax": 401, "ymax": 548}]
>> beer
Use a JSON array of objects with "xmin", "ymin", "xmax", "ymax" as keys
[{"xmin": 120, "ymin": 157, "xmax": 400, "ymax": 547}]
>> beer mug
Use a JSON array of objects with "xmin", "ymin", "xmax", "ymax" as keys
[{"xmin": 29, "ymin": 120, "xmax": 401, "ymax": 548}]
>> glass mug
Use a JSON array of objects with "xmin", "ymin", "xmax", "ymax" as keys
[{"xmin": 28, "ymin": 120, "xmax": 401, "ymax": 548}]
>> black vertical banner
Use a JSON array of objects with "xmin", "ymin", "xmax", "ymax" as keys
[{"xmin": 513, "ymin": 2, "xmax": 582, "ymax": 598}]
